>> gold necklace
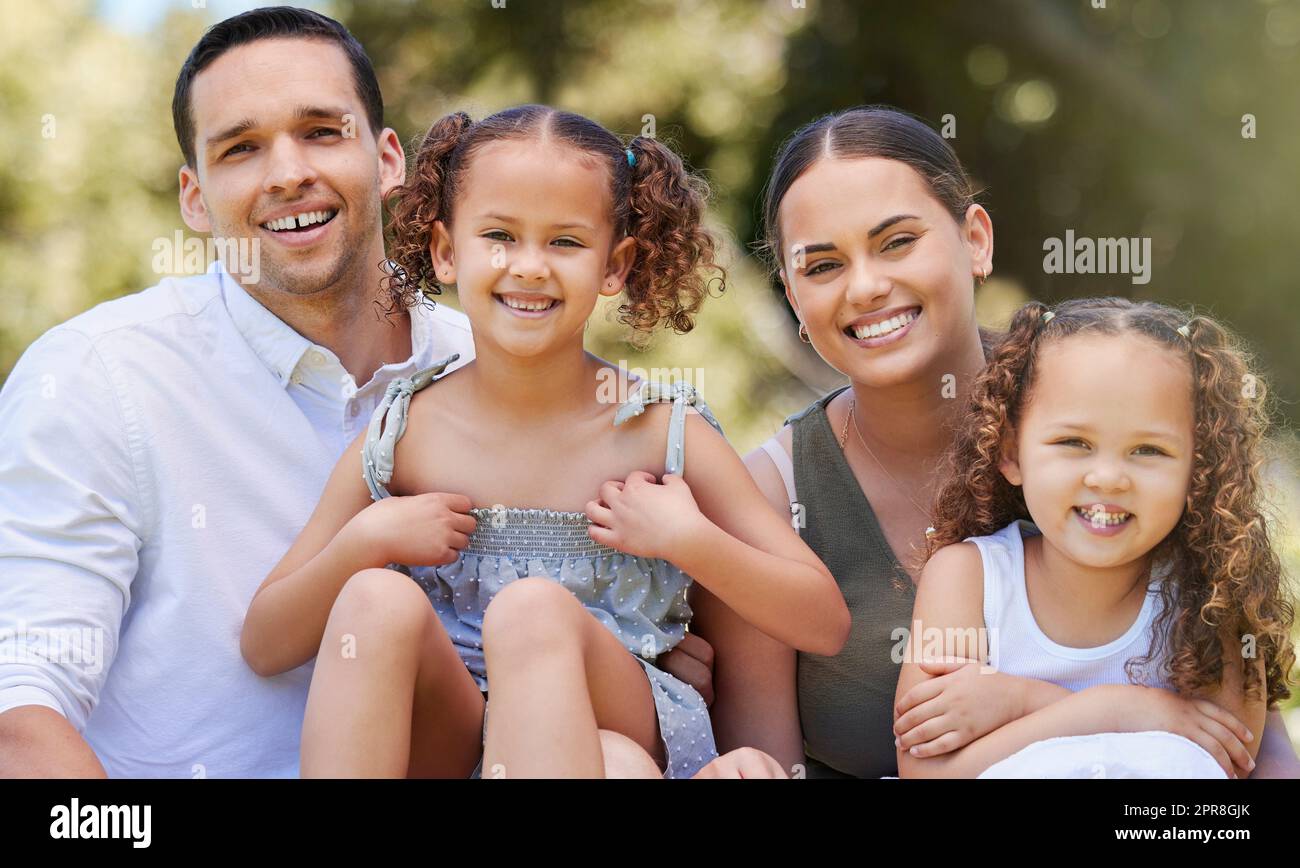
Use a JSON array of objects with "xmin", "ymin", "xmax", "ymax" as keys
[{"xmin": 842, "ymin": 396, "xmax": 936, "ymax": 539}]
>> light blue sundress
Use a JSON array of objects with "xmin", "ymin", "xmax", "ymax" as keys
[{"xmin": 360, "ymin": 354, "xmax": 719, "ymax": 778}]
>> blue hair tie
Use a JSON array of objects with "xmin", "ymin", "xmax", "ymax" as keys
[{"xmin": 626, "ymin": 148, "xmax": 636, "ymax": 168}]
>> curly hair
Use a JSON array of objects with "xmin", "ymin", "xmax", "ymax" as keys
[
  {"xmin": 926, "ymin": 297, "xmax": 1295, "ymax": 707},
  {"xmin": 380, "ymin": 104, "xmax": 723, "ymax": 336}
]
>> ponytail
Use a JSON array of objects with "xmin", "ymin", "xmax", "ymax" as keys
[
  {"xmin": 619, "ymin": 135, "xmax": 723, "ymax": 336},
  {"xmin": 381, "ymin": 111, "xmax": 475, "ymax": 315}
]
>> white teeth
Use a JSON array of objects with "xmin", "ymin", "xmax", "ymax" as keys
[
  {"xmin": 501, "ymin": 295, "xmax": 554, "ymax": 312},
  {"xmin": 851, "ymin": 310, "xmax": 917, "ymax": 341},
  {"xmin": 262, "ymin": 209, "xmax": 336, "ymax": 232},
  {"xmin": 1076, "ymin": 506, "xmax": 1131, "ymax": 526}
]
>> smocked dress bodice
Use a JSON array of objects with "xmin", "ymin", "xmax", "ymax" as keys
[{"xmin": 359, "ymin": 355, "xmax": 721, "ymax": 777}]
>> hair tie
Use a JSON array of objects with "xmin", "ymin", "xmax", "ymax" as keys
[
  {"xmin": 1176, "ymin": 323, "xmax": 1191, "ymax": 338},
  {"xmin": 626, "ymin": 147, "xmax": 636, "ymax": 168},
  {"xmin": 1041, "ymin": 311, "xmax": 1055, "ymax": 324}
]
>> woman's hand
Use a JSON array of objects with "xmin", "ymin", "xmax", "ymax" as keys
[
  {"xmin": 1127, "ymin": 686, "xmax": 1255, "ymax": 778},
  {"xmin": 894, "ymin": 657, "xmax": 1027, "ymax": 757},
  {"xmin": 585, "ymin": 471, "xmax": 708, "ymax": 560},
  {"xmin": 346, "ymin": 492, "xmax": 477, "ymax": 567},
  {"xmin": 657, "ymin": 632, "xmax": 716, "ymax": 706},
  {"xmin": 690, "ymin": 747, "xmax": 790, "ymax": 779}
]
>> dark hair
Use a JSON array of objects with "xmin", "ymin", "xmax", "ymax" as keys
[
  {"xmin": 172, "ymin": 6, "xmax": 384, "ymax": 168},
  {"xmin": 384, "ymin": 104, "xmax": 723, "ymax": 335},
  {"xmin": 926, "ymin": 297, "xmax": 1295, "ymax": 706},
  {"xmin": 759, "ymin": 105, "xmax": 978, "ymax": 274}
]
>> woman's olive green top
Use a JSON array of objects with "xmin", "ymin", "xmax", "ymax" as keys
[{"xmin": 788, "ymin": 386, "xmax": 916, "ymax": 779}]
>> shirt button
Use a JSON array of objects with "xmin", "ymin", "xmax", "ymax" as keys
[
  {"xmin": 290, "ymin": 372, "xmax": 303, "ymax": 385},
  {"xmin": 309, "ymin": 350, "xmax": 326, "ymax": 365},
  {"xmin": 349, "ymin": 402, "xmax": 360, "ymax": 417}
]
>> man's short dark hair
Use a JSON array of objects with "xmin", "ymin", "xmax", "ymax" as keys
[{"xmin": 171, "ymin": 6, "xmax": 384, "ymax": 168}]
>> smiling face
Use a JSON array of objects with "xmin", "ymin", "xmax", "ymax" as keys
[
  {"xmin": 776, "ymin": 156, "xmax": 991, "ymax": 387},
  {"xmin": 179, "ymin": 37, "xmax": 403, "ymax": 296},
  {"xmin": 429, "ymin": 138, "xmax": 635, "ymax": 358},
  {"xmin": 999, "ymin": 332, "xmax": 1196, "ymax": 570}
]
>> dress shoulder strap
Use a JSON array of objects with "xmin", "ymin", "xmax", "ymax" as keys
[
  {"xmin": 361, "ymin": 353, "xmax": 460, "ymax": 501},
  {"xmin": 612, "ymin": 380, "xmax": 724, "ymax": 476}
]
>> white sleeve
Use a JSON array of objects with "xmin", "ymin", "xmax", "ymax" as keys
[{"xmin": 0, "ymin": 327, "xmax": 146, "ymax": 731}]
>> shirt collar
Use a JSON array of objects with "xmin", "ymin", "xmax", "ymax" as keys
[
  {"xmin": 216, "ymin": 259, "xmax": 427, "ymax": 390},
  {"xmin": 217, "ymin": 261, "xmax": 312, "ymax": 388}
]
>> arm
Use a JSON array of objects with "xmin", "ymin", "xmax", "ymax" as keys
[
  {"xmin": 893, "ymin": 656, "xmax": 1072, "ymax": 755},
  {"xmin": 894, "ymin": 543, "xmax": 1139, "ymax": 777},
  {"xmin": 1200, "ymin": 625, "xmax": 1267, "ymax": 777},
  {"xmin": 1250, "ymin": 710, "xmax": 1300, "ymax": 778},
  {"xmin": 902, "ymin": 682, "xmax": 1168, "ymax": 778},
  {"xmin": 239, "ymin": 425, "xmax": 475, "ymax": 676},
  {"xmin": 657, "ymin": 433, "xmax": 806, "ymax": 772},
  {"xmin": 0, "ymin": 329, "xmax": 144, "ymax": 777},
  {"xmin": 895, "ymin": 544, "xmax": 1259, "ymax": 777},
  {"xmin": 0, "ymin": 706, "xmax": 107, "ymax": 778},
  {"xmin": 590, "ymin": 414, "xmax": 848, "ymax": 655},
  {"xmin": 239, "ymin": 426, "xmax": 388, "ymax": 676},
  {"xmin": 687, "ymin": 583, "xmax": 803, "ymax": 771},
  {"xmin": 681, "ymin": 414, "xmax": 849, "ymax": 655}
]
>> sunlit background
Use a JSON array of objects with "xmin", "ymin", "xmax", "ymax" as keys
[{"xmin": 2, "ymin": 0, "xmax": 1298, "ymax": 738}]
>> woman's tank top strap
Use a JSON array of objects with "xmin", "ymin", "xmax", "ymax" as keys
[
  {"xmin": 361, "ymin": 352, "xmax": 461, "ymax": 501},
  {"xmin": 613, "ymin": 380, "xmax": 724, "ymax": 475}
]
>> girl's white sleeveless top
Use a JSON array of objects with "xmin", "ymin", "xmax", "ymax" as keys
[{"xmin": 966, "ymin": 520, "xmax": 1173, "ymax": 692}]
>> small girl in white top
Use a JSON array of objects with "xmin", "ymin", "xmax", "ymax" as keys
[{"xmin": 894, "ymin": 297, "xmax": 1295, "ymax": 778}]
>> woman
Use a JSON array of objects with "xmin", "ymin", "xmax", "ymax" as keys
[{"xmin": 664, "ymin": 105, "xmax": 1300, "ymax": 779}]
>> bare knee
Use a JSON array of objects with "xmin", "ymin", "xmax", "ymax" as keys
[
  {"xmin": 599, "ymin": 729, "xmax": 664, "ymax": 779},
  {"xmin": 482, "ymin": 577, "xmax": 580, "ymax": 656},
  {"xmin": 327, "ymin": 567, "xmax": 430, "ymax": 642}
]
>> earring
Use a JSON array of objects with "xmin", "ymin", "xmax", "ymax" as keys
[
  {"xmin": 798, "ymin": 322, "xmax": 811, "ymax": 344},
  {"xmin": 976, "ymin": 266, "xmax": 988, "ymax": 286}
]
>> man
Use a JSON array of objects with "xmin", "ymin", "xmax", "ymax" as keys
[{"xmin": 0, "ymin": 7, "xmax": 473, "ymax": 777}]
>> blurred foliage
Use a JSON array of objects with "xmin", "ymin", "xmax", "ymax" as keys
[
  {"xmin": 1, "ymin": 0, "xmax": 1298, "ymax": 731},
  {"xmin": 4, "ymin": 0, "xmax": 1300, "ymax": 446}
]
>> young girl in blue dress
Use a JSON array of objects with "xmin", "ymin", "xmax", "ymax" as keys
[{"xmin": 241, "ymin": 104, "xmax": 848, "ymax": 778}]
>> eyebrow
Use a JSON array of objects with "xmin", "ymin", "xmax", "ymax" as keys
[
  {"xmin": 480, "ymin": 213, "xmax": 594, "ymax": 231},
  {"xmin": 1052, "ymin": 423, "xmax": 1181, "ymax": 440},
  {"xmin": 797, "ymin": 214, "xmax": 921, "ymax": 256},
  {"xmin": 295, "ymin": 104, "xmax": 352, "ymax": 123},
  {"xmin": 206, "ymin": 117, "xmax": 257, "ymax": 150},
  {"xmin": 205, "ymin": 105, "xmax": 353, "ymax": 150}
]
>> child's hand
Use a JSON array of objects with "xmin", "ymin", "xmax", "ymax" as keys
[
  {"xmin": 1128, "ymin": 686, "xmax": 1255, "ymax": 778},
  {"xmin": 893, "ymin": 657, "xmax": 1025, "ymax": 757},
  {"xmin": 690, "ymin": 747, "xmax": 790, "ymax": 779},
  {"xmin": 585, "ymin": 471, "xmax": 707, "ymax": 560},
  {"xmin": 348, "ymin": 492, "xmax": 477, "ymax": 567}
]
